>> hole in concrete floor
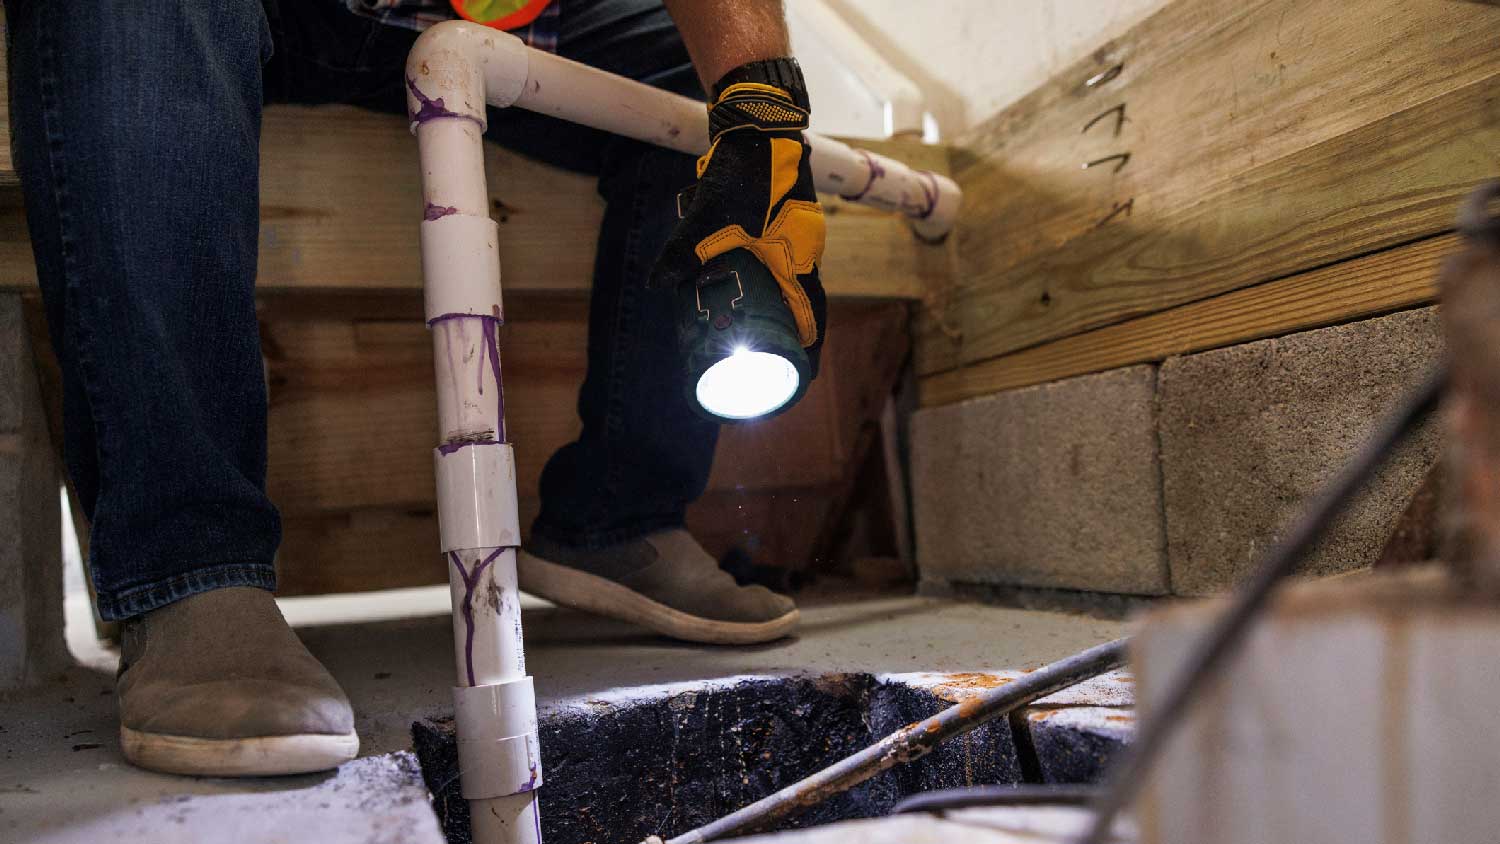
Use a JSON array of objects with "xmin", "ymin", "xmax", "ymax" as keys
[{"xmin": 411, "ymin": 673, "xmax": 1128, "ymax": 844}]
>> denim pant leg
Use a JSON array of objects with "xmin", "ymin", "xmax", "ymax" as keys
[
  {"xmin": 5, "ymin": 0, "xmax": 280, "ymax": 620},
  {"xmin": 529, "ymin": 0, "xmax": 720, "ymax": 549},
  {"xmin": 268, "ymin": 0, "xmax": 719, "ymax": 550}
]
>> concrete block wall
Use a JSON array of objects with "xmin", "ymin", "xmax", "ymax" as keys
[
  {"xmin": 912, "ymin": 365, "xmax": 1170, "ymax": 595},
  {"xmin": 0, "ymin": 293, "xmax": 68, "ymax": 687},
  {"xmin": 912, "ymin": 307, "xmax": 1445, "ymax": 599}
]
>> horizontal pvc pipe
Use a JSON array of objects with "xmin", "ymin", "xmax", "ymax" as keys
[{"xmin": 407, "ymin": 21, "xmax": 961, "ymax": 240}]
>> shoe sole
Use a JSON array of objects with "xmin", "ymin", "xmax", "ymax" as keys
[
  {"xmin": 519, "ymin": 553, "xmax": 800, "ymax": 645},
  {"xmin": 120, "ymin": 726, "xmax": 359, "ymax": 777}
]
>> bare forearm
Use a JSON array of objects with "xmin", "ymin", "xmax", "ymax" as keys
[{"xmin": 663, "ymin": 0, "xmax": 791, "ymax": 90}]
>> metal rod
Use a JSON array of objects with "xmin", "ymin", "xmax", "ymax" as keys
[
  {"xmin": 655, "ymin": 638, "xmax": 1129, "ymax": 844},
  {"xmin": 1076, "ymin": 365, "xmax": 1448, "ymax": 844}
]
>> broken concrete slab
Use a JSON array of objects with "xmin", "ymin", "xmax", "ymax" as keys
[
  {"xmin": 0, "ymin": 665, "xmax": 442, "ymax": 844},
  {"xmin": 23, "ymin": 752, "xmax": 444, "ymax": 844},
  {"xmin": 416, "ymin": 675, "xmax": 907, "ymax": 844},
  {"xmin": 911, "ymin": 365, "xmax": 1168, "ymax": 596},
  {"xmin": 1025, "ymin": 706, "xmax": 1133, "ymax": 785},
  {"xmin": 0, "ymin": 293, "xmax": 68, "ymax": 689},
  {"xmin": 410, "ymin": 669, "xmax": 1134, "ymax": 844},
  {"xmin": 8, "ymin": 595, "xmax": 1127, "ymax": 844},
  {"xmin": 1157, "ymin": 307, "xmax": 1445, "ymax": 595}
]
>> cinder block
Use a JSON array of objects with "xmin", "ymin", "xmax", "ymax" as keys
[
  {"xmin": 0, "ymin": 293, "xmax": 67, "ymax": 688},
  {"xmin": 912, "ymin": 365, "xmax": 1169, "ymax": 595},
  {"xmin": 1158, "ymin": 307, "xmax": 1444, "ymax": 596}
]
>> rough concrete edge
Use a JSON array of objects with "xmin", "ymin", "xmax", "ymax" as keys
[
  {"xmin": 413, "ymin": 668, "xmax": 1135, "ymax": 844},
  {"xmin": 537, "ymin": 667, "xmax": 1137, "ymax": 716}
]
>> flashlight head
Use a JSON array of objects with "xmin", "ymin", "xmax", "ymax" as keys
[{"xmin": 677, "ymin": 249, "xmax": 812, "ymax": 422}]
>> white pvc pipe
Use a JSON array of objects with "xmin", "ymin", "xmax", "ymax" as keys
[
  {"xmin": 406, "ymin": 22, "xmax": 961, "ymax": 242},
  {"xmin": 407, "ymin": 20, "xmax": 964, "ymax": 844}
]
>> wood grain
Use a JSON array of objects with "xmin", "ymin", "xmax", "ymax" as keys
[
  {"xmin": 0, "ymin": 104, "xmax": 952, "ymax": 300},
  {"xmin": 263, "ymin": 300, "xmax": 909, "ymax": 592},
  {"xmin": 0, "ymin": 9, "xmax": 13, "ymax": 186},
  {"xmin": 262, "ymin": 307, "xmax": 891, "ymax": 514},
  {"xmin": 919, "ymin": 234, "xmax": 1454, "ymax": 406},
  {"xmin": 919, "ymin": 0, "xmax": 1500, "ymax": 376}
]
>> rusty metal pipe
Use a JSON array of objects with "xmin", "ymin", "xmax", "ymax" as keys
[{"xmin": 649, "ymin": 638, "xmax": 1128, "ymax": 844}]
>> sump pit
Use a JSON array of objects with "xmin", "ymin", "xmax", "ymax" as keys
[{"xmin": 411, "ymin": 671, "xmax": 1131, "ymax": 844}]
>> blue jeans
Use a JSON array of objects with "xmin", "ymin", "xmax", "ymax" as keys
[{"xmin": 6, "ymin": 0, "xmax": 717, "ymax": 620}]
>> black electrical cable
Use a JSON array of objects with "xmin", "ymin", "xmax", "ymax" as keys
[
  {"xmin": 892, "ymin": 784, "xmax": 1099, "ymax": 815},
  {"xmin": 1074, "ymin": 364, "xmax": 1448, "ymax": 844}
]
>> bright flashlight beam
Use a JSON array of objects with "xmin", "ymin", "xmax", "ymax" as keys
[{"xmin": 695, "ymin": 349, "xmax": 800, "ymax": 420}]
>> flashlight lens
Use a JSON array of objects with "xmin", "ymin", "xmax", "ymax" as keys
[{"xmin": 694, "ymin": 348, "xmax": 801, "ymax": 420}]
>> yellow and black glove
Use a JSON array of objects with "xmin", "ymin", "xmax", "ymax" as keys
[{"xmin": 651, "ymin": 58, "xmax": 829, "ymax": 373}]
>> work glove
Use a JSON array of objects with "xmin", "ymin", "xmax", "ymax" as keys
[{"xmin": 651, "ymin": 58, "xmax": 829, "ymax": 374}]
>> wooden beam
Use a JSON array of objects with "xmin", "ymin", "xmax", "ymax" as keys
[
  {"xmin": 263, "ymin": 301, "xmax": 908, "ymax": 595},
  {"xmin": 262, "ymin": 300, "xmax": 904, "ymax": 515},
  {"xmin": 919, "ymin": 233, "xmax": 1452, "ymax": 407},
  {"xmin": 919, "ymin": 0, "xmax": 1500, "ymax": 376},
  {"xmin": 0, "ymin": 104, "xmax": 953, "ymax": 300}
]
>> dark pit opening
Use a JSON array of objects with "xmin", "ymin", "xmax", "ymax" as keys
[{"xmin": 412, "ymin": 674, "xmax": 1127, "ymax": 844}]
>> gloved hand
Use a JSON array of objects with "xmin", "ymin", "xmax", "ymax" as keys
[{"xmin": 651, "ymin": 58, "xmax": 829, "ymax": 372}]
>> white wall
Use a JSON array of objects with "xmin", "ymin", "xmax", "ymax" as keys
[{"xmin": 796, "ymin": 0, "xmax": 1169, "ymax": 140}]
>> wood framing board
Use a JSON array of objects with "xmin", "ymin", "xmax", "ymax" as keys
[
  {"xmin": 919, "ymin": 233, "xmax": 1453, "ymax": 406},
  {"xmin": 0, "ymin": 10, "xmax": 12, "ymax": 185},
  {"xmin": 0, "ymin": 104, "xmax": 953, "ymax": 300},
  {"xmin": 918, "ymin": 0, "xmax": 1500, "ymax": 376},
  {"xmin": 261, "ymin": 299, "xmax": 901, "ymax": 510},
  {"xmin": 264, "ymin": 300, "xmax": 907, "ymax": 595}
]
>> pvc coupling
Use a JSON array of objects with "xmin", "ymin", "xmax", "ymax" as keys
[{"xmin": 453, "ymin": 677, "xmax": 543, "ymax": 799}]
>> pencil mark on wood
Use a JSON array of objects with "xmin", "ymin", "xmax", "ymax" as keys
[
  {"xmin": 1082, "ymin": 153, "xmax": 1131, "ymax": 174},
  {"xmin": 1083, "ymin": 104, "xmax": 1127, "ymax": 138},
  {"xmin": 1095, "ymin": 198, "xmax": 1135, "ymax": 229}
]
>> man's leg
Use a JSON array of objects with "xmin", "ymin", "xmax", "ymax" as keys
[
  {"xmin": 5, "ymin": 0, "xmax": 355, "ymax": 775},
  {"xmin": 514, "ymin": 0, "xmax": 799, "ymax": 644},
  {"xmin": 266, "ymin": 0, "xmax": 798, "ymax": 643}
]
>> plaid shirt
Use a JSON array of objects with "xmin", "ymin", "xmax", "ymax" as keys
[{"xmin": 344, "ymin": 0, "xmax": 560, "ymax": 52}]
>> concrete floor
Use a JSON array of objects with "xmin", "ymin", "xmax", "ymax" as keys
[{"xmin": 1, "ymin": 586, "xmax": 1128, "ymax": 844}]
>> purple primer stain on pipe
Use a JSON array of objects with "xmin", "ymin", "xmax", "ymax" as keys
[
  {"xmin": 448, "ymin": 547, "xmax": 505, "ymax": 687},
  {"xmin": 437, "ymin": 436, "xmax": 499, "ymax": 456},
  {"xmin": 839, "ymin": 149, "xmax": 886, "ymax": 202},
  {"xmin": 427, "ymin": 313, "xmax": 508, "ymax": 443},
  {"xmin": 424, "ymin": 203, "xmax": 459, "ymax": 221},
  {"xmin": 405, "ymin": 76, "xmax": 484, "ymax": 127},
  {"xmin": 910, "ymin": 170, "xmax": 941, "ymax": 220},
  {"xmin": 480, "ymin": 317, "xmax": 507, "ymax": 440}
]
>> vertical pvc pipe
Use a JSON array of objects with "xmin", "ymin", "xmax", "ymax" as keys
[
  {"xmin": 404, "ymin": 22, "xmax": 967, "ymax": 844},
  {"xmin": 414, "ymin": 110, "xmax": 543, "ymax": 844}
]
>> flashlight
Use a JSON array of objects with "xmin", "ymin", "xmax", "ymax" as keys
[{"xmin": 676, "ymin": 248, "xmax": 812, "ymax": 422}]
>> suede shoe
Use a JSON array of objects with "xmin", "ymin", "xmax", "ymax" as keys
[
  {"xmin": 116, "ymin": 586, "xmax": 359, "ymax": 776},
  {"xmin": 519, "ymin": 529, "xmax": 799, "ymax": 645}
]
